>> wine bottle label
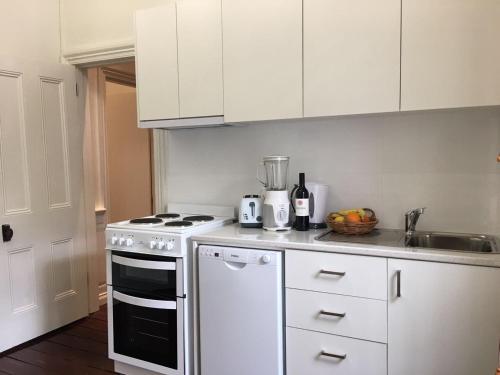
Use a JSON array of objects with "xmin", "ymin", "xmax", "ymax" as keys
[{"xmin": 295, "ymin": 199, "xmax": 309, "ymax": 217}]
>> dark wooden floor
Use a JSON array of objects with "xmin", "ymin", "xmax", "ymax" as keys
[{"xmin": 0, "ymin": 305, "xmax": 117, "ymax": 375}]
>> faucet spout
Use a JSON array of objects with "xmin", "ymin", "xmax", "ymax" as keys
[{"xmin": 405, "ymin": 208, "xmax": 426, "ymax": 242}]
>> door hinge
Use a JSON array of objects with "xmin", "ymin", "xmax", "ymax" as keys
[{"xmin": 76, "ymin": 83, "xmax": 79, "ymax": 97}]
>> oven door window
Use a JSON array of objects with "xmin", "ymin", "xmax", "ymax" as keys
[
  {"xmin": 113, "ymin": 288, "xmax": 180, "ymax": 370},
  {"xmin": 111, "ymin": 251, "xmax": 179, "ymax": 298}
]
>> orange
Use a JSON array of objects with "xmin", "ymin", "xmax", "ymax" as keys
[{"xmin": 346, "ymin": 212, "xmax": 361, "ymax": 223}]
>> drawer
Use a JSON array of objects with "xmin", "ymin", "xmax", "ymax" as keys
[
  {"xmin": 285, "ymin": 250, "xmax": 387, "ymax": 300},
  {"xmin": 286, "ymin": 288, "xmax": 387, "ymax": 343},
  {"xmin": 286, "ymin": 327, "xmax": 387, "ymax": 375}
]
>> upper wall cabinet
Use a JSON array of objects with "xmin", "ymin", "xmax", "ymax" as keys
[
  {"xmin": 303, "ymin": 0, "xmax": 400, "ymax": 117},
  {"xmin": 136, "ymin": 4, "xmax": 179, "ymax": 121},
  {"xmin": 401, "ymin": 0, "xmax": 500, "ymax": 111},
  {"xmin": 135, "ymin": 1, "xmax": 223, "ymax": 127},
  {"xmin": 222, "ymin": 0, "xmax": 303, "ymax": 123},
  {"xmin": 177, "ymin": 0, "xmax": 223, "ymax": 118}
]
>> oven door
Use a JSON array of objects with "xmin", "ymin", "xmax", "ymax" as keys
[
  {"xmin": 108, "ymin": 286, "xmax": 185, "ymax": 375},
  {"xmin": 108, "ymin": 251, "xmax": 184, "ymax": 298}
]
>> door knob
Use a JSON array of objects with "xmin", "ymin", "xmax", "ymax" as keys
[{"xmin": 2, "ymin": 224, "xmax": 13, "ymax": 242}]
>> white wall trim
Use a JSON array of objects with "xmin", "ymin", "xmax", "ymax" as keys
[
  {"xmin": 63, "ymin": 43, "xmax": 135, "ymax": 67},
  {"xmin": 83, "ymin": 69, "xmax": 100, "ymax": 313},
  {"xmin": 98, "ymin": 284, "xmax": 107, "ymax": 306},
  {"xmin": 152, "ymin": 130, "xmax": 169, "ymax": 213}
]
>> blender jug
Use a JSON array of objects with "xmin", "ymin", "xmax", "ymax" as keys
[{"xmin": 259, "ymin": 156, "xmax": 290, "ymax": 190}]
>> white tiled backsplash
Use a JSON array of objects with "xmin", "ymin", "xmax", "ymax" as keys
[{"xmin": 166, "ymin": 107, "xmax": 500, "ymax": 234}]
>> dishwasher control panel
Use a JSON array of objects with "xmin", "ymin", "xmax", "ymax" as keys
[{"xmin": 199, "ymin": 246, "xmax": 280, "ymax": 265}]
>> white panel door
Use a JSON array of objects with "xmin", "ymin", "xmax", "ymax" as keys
[
  {"xmin": 0, "ymin": 56, "xmax": 88, "ymax": 352},
  {"xmin": 401, "ymin": 0, "xmax": 500, "ymax": 110},
  {"xmin": 388, "ymin": 259, "xmax": 500, "ymax": 375},
  {"xmin": 135, "ymin": 3, "xmax": 179, "ymax": 121},
  {"xmin": 222, "ymin": 0, "xmax": 303, "ymax": 122},
  {"xmin": 177, "ymin": 0, "xmax": 223, "ymax": 118},
  {"xmin": 303, "ymin": 0, "xmax": 400, "ymax": 117}
]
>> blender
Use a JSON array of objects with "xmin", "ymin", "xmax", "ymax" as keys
[{"xmin": 258, "ymin": 156, "xmax": 292, "ymax": 231}]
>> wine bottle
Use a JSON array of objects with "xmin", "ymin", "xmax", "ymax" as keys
[{"xmin": 294, "ymin": 173, "xmax": 309, "ymax": 231}]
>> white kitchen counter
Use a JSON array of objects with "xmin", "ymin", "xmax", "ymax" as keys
[{"xmin": 192, "ymin": 224, "xmax": 500, "ymax": 268}]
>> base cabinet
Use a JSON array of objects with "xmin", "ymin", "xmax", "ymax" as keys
[
  {"xmin": 388, "ymin": 259, "xmax": 500, "ymax": 375},
  {"xmin": 286, "ymin": 327, "xmax": 387, "ymax": 375}
]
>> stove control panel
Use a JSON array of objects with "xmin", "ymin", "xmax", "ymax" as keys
[{"xmin": 105, "ymin": 230, "xmax": 183, "ymax": 256}]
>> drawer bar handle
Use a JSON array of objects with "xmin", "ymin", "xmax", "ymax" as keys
[
  {"xmin": 320, "ymin": 350, "xmax": 347, "ymax": 360},
  {"xmin": 396, "ymin": 270, "xmax": 402, "ymax": 298},
  {"xmin": 319, "ymin": 310, "xmax": 346, "ymax": 318},
  {"xmin": 319, "ymin": 269, "xmax": 346, "ymax": 277}
]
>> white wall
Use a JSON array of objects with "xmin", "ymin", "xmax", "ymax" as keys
[
  {"xmin": 167, "ymin": 108, "xmax": 500, "ymax": 234},
  {"xmin": 60, "ymin": 0, "xmax": 170, "ymax": 56},
  {"xmin": 0, "ymin": 0, "xmax": 61, "ymax": 62}
]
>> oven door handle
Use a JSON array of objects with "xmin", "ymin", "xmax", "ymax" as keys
[
  {"xmin": 112, "ymin": 255, "xmax": 176, "ymax": 270},
  {"xmin": 113, "ymin": 290, "xmax": 177, "ymax": 310}
]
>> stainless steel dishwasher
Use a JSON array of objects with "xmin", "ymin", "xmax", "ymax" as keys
[{"xmin": 198, "ymin": 245, "xmax": 284, "ymax": 375}]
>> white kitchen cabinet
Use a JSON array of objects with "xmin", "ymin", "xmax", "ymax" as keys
[
  {"xmin": 135, "ymin": 4, "xmax": 179, "ymax": 121},
  {"xmin": 286, "ymin": 250, "xmax": 387, "ymax": 300},
  {"xmin": 135, "ymin": 1, "xmax": 223, "ymax": 126},
  {"xmin": 287, "ymin": 327, "xmax": 387, "ymax": 375},
  {"xmin": 286, "ymin": 288, "xmax": 387, "ymax": 343},
  {"xmin": 388, "ymin": 259, "xmax": 500, "ymax": 375},
  {"xmin": 303, "ymin": 0, "xmax": 400, "ymax": 117},
  {"xmin": 177, "ymin": 0, "xmax": 223, "ymax": 118},
  {"xmin": 401, "ymin": 0, "xmax": 500, "ymax": 110},
  {"xmin": 222, "ymin": 0, "xmax": 303, "ymax": 122}
]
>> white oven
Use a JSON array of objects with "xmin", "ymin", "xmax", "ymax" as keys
[{"xmin": 107, "ymin": 250, "xmax": 186, "ymax": 375}]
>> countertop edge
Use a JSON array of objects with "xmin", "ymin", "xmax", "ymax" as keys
[{"xmin": 191, "ymin": 233, "xmax": 500, "ymax": 268}]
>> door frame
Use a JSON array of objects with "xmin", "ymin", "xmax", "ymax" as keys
[{"xmin": 83, "ymin": 62, "xmax": 168, "ymax": 312}]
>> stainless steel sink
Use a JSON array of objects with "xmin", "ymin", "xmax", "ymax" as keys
[
  {"xmin": 406, "ymin": 232, "xmax": 499, "ymax": 253},
  {"xmin": 315, "ymin": 229, "xmax": 500, "ymax": 253}
]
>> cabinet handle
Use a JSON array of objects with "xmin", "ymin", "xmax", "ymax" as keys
[
  {"xmin": 320, "ymin": 350, "xmax": 347, "ymax": 360},
  {"xmin": 396, "ymin": 270, "xmax": 402, "ymax": 297},
  {"xmin": 319, "ymin": 269, "xmax": 346, "ymax": 277},
  {"xmin": 319, "ymin": 310, "xmax": 346, "ymax": 318}
]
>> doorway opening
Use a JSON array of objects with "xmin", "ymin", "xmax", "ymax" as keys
[{"xmin": 84, "ymin": 61, "xmax": 155, "ymax": 310}]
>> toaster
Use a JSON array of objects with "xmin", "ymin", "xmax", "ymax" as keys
[{"xmin": 239, "ymin": 195, "xmax": 263, "ymax": 228}]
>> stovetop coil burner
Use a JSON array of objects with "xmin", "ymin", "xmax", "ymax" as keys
[
  {"xmin": 155, "ymin": 213, "xmax": 181, "ymax": 219},
  {"xmin": 164, "ymin": 221, "xmax": 194, "ymax": 227},
  {"xmin": 130, "ymin": 218, "xmax": 163, "ymax": 224},
  {"xmin": 183, "ymin": 215, "xmax": 214, "ymax": 222}
]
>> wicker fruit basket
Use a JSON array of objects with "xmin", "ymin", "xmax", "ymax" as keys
[{"xmin": 327, "ymin": 208, "xmax": 378, "ymax": 235}]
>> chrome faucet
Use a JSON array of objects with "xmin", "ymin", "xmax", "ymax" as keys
[{"xmin": 405, "ymin": 208, "xmax": 426, "ymax": 241}]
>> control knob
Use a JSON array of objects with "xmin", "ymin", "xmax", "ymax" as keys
[
  {"xmin": 118, "ymin": 237, "xmax": 126, "ymax": 246},
  {"xmin": 149, "ymin": 240, "xmax": 157, "ymax": 250},
  {"xmin": 261, "ymin": 254, "xmax": 271, "ymax": 264},
  {"xmin": 111, "ymin": 236, "xmax": 118, "ymax": 245},
  {"xmin": 157, "ymin": 241, "xmax": 166, "ymax": 250},
  {"xmin": 166, "ymin": 240, "xmax": 175, "ymax": 251},
  {"xmin": 126, "ymin": 238, "xmax": 134, "ymax": 247}
]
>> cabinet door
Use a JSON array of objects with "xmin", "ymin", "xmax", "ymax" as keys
[
  {"xmin": 401, "ymin": 0, "xmax": 500, "ymax": 110},
  {"xmin": 388, "ymin": 259, "xmax": 500, "ymax": 375},
  {"xmin": 177, "ymin": 0, "xmax": 223, "ymax": 118},
  {"xmin": 222, "ymin": 0, "xmax": 303, "ymax": 122},
  {"xmin": 135, "ymin": 4, "xmax": 179, "ymax": 121},
  {"xmin": 304, "ymin": 0, "xmax": 400, "ymax": 117}
]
